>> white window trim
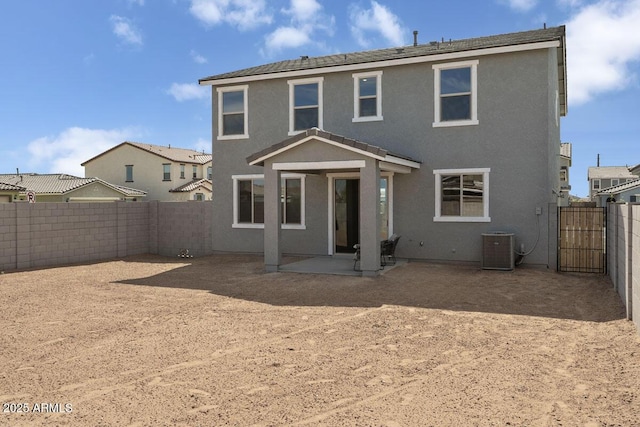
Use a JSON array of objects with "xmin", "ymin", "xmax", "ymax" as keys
[
  {"xmin": 611, "ymin": 179, "xmax": 619, "ymax": 187},
  {"xmin": 352, "ymin": 71, "xmax": 383, "ymax": 122},
  {"xmin": 592, "ymin": 179, "xmax": 601, "ymax": 190},
  {"xmin": 232, "ymin": 173, "xmax": 306, "ymax": 229},
  {"xmin": 433, "ymin": 168, "xmax": 490, "ymax": 223},
  {"xmin": 217, "ymin": 85, "xmax": 249, "ymax": 140},
  {"xmin": 433, "ymin": 60, "xmax": 479, "ymax": 128},
  {"xmin": 288, "ymin": 77, "xmax": 323, "ymax": 136}
]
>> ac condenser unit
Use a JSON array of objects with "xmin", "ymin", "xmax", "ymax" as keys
[{"xmin": 482, "ymin": 233, "xmax": 515, "ymax": 270}]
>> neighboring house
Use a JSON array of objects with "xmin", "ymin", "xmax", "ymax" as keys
[
  {"xmin": 0, "ymin": 174, "xmax": 146, "ymax": 202},
  {"xmin": 199, "ymin": 26, "xmax": 567, "ymax": 275},
  {"xmin": 0, "ymin": 182, "xmax": 26, "ymax": 202},
  {"xmin": 559, "ymin": 142, "xmax": 571, "ymax": 206},
  {"xmin": 594, "ymin": 179, "xmax": 640, "ymax": 206},
  {"xmin": 587, "ymin": 166, "xmax": 638, "ymax": 200},
  {"xmin": 82, "ymin": 142, "xmax": 213, "ymax": 201}
]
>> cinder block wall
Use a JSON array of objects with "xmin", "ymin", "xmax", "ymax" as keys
[
  {"xmin": 157, "ymin": 202, "xmax": 212, "ymax": 257},
  {"xmin": 607, "ymin": 203, "xmax": 639, "ymax": 333},
  {"xmin": 0, "ymin": 201, "xmax": 212, "ymax": 272},
  {"xmin": 632, "ymin": 205, "xmax": 639, "ymax": 331}
]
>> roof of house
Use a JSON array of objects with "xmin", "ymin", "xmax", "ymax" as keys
[
  {"xmin": 246, "ymin": 128, "xmax": 421, "ymax": 168},
  {"xmin": 596, "ymin": 178, "xmax": 640, "ymax": 196},
  {"xmin": 0, "ymin": 182, "xmax": 26, "ymax": 191},
  {"xmin": 199, "ymin": 25, "xmax": 566, "ymax": 116},
  {"xmin": 0, "ymin": 174, "xmax": 146, "ymax": 197},
  {"xmin": 81, "ymin": 142, "xmax": 212, "ymax": 166},
  {"xmin": 169, "ymin": 179, "xmax": 212, "ymax": 193},
  {"xmin": 587, "ymin": 166, "xmax": 638, "ymax": 180},
  {"xmin": 201, "ymin": 26, "xmax": 565, "ymax": 82}
]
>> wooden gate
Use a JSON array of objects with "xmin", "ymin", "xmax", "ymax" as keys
[{"xmin": 558, "ymin": 207, "xmax": 606, "ymax": 273}]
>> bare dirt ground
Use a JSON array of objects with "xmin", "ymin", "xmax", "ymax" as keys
[{"xmin": 1, "ymin": 254, "xmax": 639, "ymax": 427}]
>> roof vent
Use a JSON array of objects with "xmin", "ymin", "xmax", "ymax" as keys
[
  {"xmin": 300, "ymin": 55, "xmax": 309, "ymax": 60},
  {"xmin": 396, "ymin": 48, "xmax": 404, "ymax": 54},
  {"xmin": 413, "ymin": 30, "xmax": 418, "ymax": 47}
]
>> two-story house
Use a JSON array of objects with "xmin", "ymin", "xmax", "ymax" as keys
[
  {"xmin": 82, "ymin": 142, "xmax": 213, "ymax": 201},
  {"xmin": 587, "ymin": 166, "xmax": 638, "ymax": 201},
  {"xmin": 199, "ymin": 26, "xmax": 567, "ymax": 275}
]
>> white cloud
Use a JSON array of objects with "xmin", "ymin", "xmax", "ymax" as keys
[
  {"xmin": 566, "ymin": 0, "xmax": 640, "ymax": 105},
  {"xmin": 110, "ymin": 15, "xmax": 143, "ymax": 46},
  {"xmin": 167, "ymin": 83, "xmax": 209, "ymax": 102},
  {"xmin": 498, "ymin": 0, "xmax": 538, "ymax": 12},
  {"xmin": 349, "ymin": 1, "xmax": 405, "ymax": 48},
  {"xmin": 262, "ymin": 0, "xmax": 335, "ymax": 55},
  {"xmin": 27, "ymin": 127, "xmax": 143, "ymax": 176},
  {"xmin": 190, "ymin": 49, "xmax": 208, "ymax": 64},
  {"xmin": 189, "ymin": 0, "xmax": 272, "ymax": 31},
  {"xmin": 127, "ymin": 0, "xmax": 145, "ymax": 6},
  {"xmin": 193, "ymin": 137, "xmax": 211, "ymax": 154}
]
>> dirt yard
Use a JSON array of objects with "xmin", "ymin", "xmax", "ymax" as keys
[{"xmin": 1, "ymin": 254, "xmax": 639, "ymax": 426}]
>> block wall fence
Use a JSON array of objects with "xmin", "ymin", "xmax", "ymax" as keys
[
  {"xmin": 0, "ymin": 201, "xmax": 212, "ymax": 272},
  {"xmin": 607, "ymin": 203, "xmax": 640, "ymax": 333}
]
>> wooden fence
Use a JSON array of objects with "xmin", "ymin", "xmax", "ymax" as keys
[{"xmin": 558, "ymin": 207, "xmax": 606, "ymax": 273}]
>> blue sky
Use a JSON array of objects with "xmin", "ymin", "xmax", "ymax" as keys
[{"xmin": 1, "ymin": 0, "xmax": 639, "ymax": 198}]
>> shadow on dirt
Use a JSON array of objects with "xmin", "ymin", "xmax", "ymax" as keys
[{"xmin": 115, "ymin": 254, "xmax": 625, "ymax": 323}]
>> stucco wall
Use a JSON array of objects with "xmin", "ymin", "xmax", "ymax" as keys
[
  {"xmin": 209, "ymin": 48, "xmax": 561, "ymax": 267},
  {"xmin": 0, "ymin": 201, "xmax": 212, "ymax": 272}
]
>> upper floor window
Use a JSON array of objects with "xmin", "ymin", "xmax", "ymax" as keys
[
  {"xmin": 433, "ymin": 60, "xmax": 478, "ymax": 127},
  {"xmin": 592, "ymin": 179, "xmax": 601, "ymax": 190},
  {"xmin": 289, "ymin": 77, "xmax": 323, "ymax": 135},
  {"xmin": 192, "ymin": 165, "xmax": 198, "ymax": 179},
  {"xmin": 180, "ymin": 164, "xmax": 186, "ymax": 179},
  {"xmin": 125, "ymin": 165, "xmax": 133, "ymax": 182},
  {"xmin": 611, "ymin": 179, "xmax": 619, "ymax": 187},
  {"xmin": 434, "ymin": 168, "xmax": 490, "ymax": 222},
  {"xmin": 217, "ymin": 85, "xmax": 248, "ymax": 139},
  {"xmin": 353, "ymin": 71, "xmax": 383, "ymax": 122},
  {"xmin": 232, "ymin": 174, "xmax": 306, "ymax": 229},
  {"xmin": 163, "ymin": 164, "xmax": 171, "ymax": 181},
  {"xmin": 207, "ymin": 166, "xmax": 212, "ymax": 180}
]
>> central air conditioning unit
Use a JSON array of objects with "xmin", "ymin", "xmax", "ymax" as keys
[{"xmin": 482, "ymin": 232, "xmax": 515, "ymax": 270}]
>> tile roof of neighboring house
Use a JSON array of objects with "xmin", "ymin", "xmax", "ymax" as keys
[
  {"xmin": 0, "ymin": 174, "xmax": 146, "ymax": 197},
  {"xmin": 169, "ymin": 179, "xmax": 212, "ymax": 193},
  {"xmin": 246, "ymin": 128, "xmax": 421, "ymax": 167},
  {"xmin": 587, "ymin": 166, "xmax": 638, "ymax": 180},
  {"xmin": 201, "ymin": 26, "xmax": 565, "ymax": 82},
  {"xmin": 0, "ymin": 182, "xmax": 26, "ymax": 191},
  {"xmin": 596, "ymin": 178, "xmax": 640, "ymax": 195},
  {"xmin": 81, "ymin": 142, "xmax": 212, "ymax": 166}
]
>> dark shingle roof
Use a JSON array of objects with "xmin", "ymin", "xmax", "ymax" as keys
[{"xmin": 200, "ymin": 26, "xmax": 565, "ymax": 83}]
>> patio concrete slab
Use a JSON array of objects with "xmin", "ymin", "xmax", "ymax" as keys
[{"xmin": 279, "ymin": 255, "xmax": 407, "ymax": 276}]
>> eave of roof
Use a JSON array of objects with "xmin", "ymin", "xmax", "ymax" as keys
[{"xmin": 169, "ymin": 179, "xmax": 213, "ymax": 193}]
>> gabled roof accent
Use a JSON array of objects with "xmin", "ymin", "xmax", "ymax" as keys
[
  {"xmin": 200, "ymin": 26, "xmax": 566, "ymax": 116},
  {"xmin": 0, "ymin": 174, "xmax": 146, "ymax": 197},
  {"xmin": 596, "ymin": 179, "xmax": 640, "ymax": 195},
  {"xmin": 81, "ymin": 142, "xmax": 212, "ymax": 166},
  {"xmin": 587, "ymin": 166, "xmax": 638, "ymax": 180},
  {"xmin": 247, "ymin": 128, "xmax": 421, "ymax": 169},
  {"xmin": 169, "ymin": 179, "xmax": 212, "ymax": 193}
]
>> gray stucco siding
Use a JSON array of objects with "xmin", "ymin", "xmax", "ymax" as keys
[{"xmin": 210, "ymin": 47, "xmax": 560, "ymax": 267}]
